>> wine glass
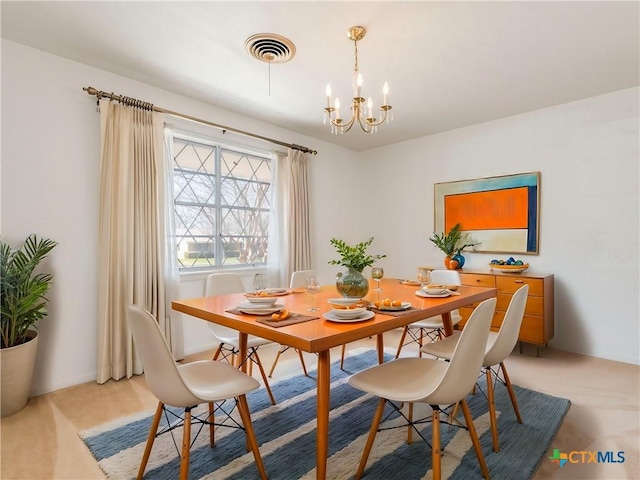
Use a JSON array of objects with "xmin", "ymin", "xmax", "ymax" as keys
[
  {"xmin": 417, "ymin": 267, "xmax": 431, "ymax": 287},
  {"xmin": 371, "ymin": 267, "xmax": 384, "ymax": 293},
  {"xmin": 305, "ymin": 276, "xmax": 320, "ymax": 311},
  {"xmin": 253, "ymin": 273, "xmax": 268, "ymax": 294}
]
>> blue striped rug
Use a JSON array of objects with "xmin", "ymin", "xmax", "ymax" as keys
[{"xmin": 80, "ymin": 350, "xmax": 570, "ymax": 479}]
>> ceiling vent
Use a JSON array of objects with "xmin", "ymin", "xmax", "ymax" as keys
[{"xmin": 245, "ymin": 33, "xmax": 296, "ymax": 64}]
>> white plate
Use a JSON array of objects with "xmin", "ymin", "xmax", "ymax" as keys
[
  {"xmin": 421, "ymin": 288, "xmax": 448, "ymax": 295},
  {"xmin": 245, "ymin": 289, "xmax": 288, "ymax": 297},
  {"xmin": 323, "ymin": 310, "xmax": 375, "ymax": 323},
  {"xmin": 376, "ymin": 302, "xmax": 411, "ymax": 311},
  {"xmin": 327, "ymin": 297, "xmax": 361, "ymax": 307},
  {"xmin": 266, "ymin": 288, "xmax": 289, "ymax": 295},
  {"xmin": 332, "ymin": 307, "xmax": 367, "ymax": 319},
  {"xmin": 237, "ymin": 303, "xmax": 284, "ymax": 315},
  {"xmin": 244, "ymin": 296, "xmax": 279, "ymax": 305},
  {"xmin": 415, "ymin": 290, "xmax": 451, "ymax": 298}
]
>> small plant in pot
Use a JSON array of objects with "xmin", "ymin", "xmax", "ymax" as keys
[
  {"xmin": 329, "ymin": 237, "xmax": 386, "ymax": 298},
  {"xmin": 429, "ymin": 223, "xmax": 478, "ymax": 269},
  {"xmin": 1, "ymin": 234, "xmax": 57, "ymax": 417}
]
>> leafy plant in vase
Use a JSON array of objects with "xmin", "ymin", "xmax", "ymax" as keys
[
  {"xmin": 429, "ymin": 223, "xmax": 478, "ymax": 270},
  {"xmin": 329, "ymin": 237, "xmax": 386, "ymax": 298},
  {"xmin": 1, "ymin": 234, "xmax": 57, "ymax": 417}
]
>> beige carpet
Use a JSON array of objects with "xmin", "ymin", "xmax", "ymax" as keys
[{"xmin": 1, "ymin": 332, "xmax": 638, "ymax": 479}]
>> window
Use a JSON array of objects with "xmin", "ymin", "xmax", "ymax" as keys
[{"xmin": 171, "ymin": 132, "xmax": 272, "ymax": 270}]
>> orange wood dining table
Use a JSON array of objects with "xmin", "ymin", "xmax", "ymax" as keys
[{"xmin": 172, "ymin": 277, "xmax": 496, "ymax": 480}]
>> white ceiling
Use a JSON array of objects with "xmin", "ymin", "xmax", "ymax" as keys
[{"xmin": 2, "ymin": 1, "xmax": 639, "ymax": 152}]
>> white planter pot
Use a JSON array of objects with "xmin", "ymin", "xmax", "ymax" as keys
[{"xmin": 1, "ymin": 330, "xmax": 38, "ymax": 417}]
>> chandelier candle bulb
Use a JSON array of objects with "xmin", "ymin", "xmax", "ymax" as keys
[
  {"xmin": 367, "ymin": 97, "xmax": 373, "ymax": 118},
  {"xmin": 334, "ymin": 98, "xmax": 340, "ymax": 119},
  {"xmin": 383, "ymin": 82, "xmax": 389, "ymax": 105},
  {"xmin": 326, "ymin": 84, "xmax": 332, "ymax": 107}
]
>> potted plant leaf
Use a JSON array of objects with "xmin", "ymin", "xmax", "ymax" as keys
[
  {"xmin": 329, "ymin": 237, "xmax": 386, "ymax": 298},
  {"xmin": 1, "ymin": 234, "xmax": 57, "ymax": 417},
  {"xmin": 429, "ymin": 223, "xmax": 478, "ymax": 269}
]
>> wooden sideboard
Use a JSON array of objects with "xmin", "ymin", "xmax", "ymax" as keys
[{"xmin": 457, "ymin": 269, "xmax": 554, "ymax": 353}]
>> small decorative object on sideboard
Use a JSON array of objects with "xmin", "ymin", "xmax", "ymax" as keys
[
  {"xmin": 429, "ymin": 223, "xmax": 479, "ymax": 270},
  {"xmin": 489, "ymin": 257, "xmax": 530, "ymax": 273}
]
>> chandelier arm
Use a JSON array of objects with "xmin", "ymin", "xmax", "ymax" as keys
[{"xmin": 363, "ymin": 107, "xmax": 391, "ymax": 128}]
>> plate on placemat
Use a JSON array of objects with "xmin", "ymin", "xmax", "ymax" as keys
[
  {"xmin": 237, "ymin": 303, "xmax": 284, "ymax": 315},
  {"xmin": 245, "ymin": 288, "xmax": 289, "ymax": 298},
  {"xmin": 415, "ymin": 290, "xmax": 451, "ymax": 298},
  {"xmin": 376, "ymin": 302, "xmax": 411, "ymax": 311},
  {"xmin": 323, "ymin": 310, "xmax": 375, "ymax": 323}
]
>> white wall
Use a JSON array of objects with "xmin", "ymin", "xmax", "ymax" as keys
[
  {"xmin": 2, "ymin": 40, "xmax": 638, "ymax": 398},
  {"xmin": 356, "ymin": 88, "xmax": 640, "ymax": 365},
  {"xmin": 1, "ymin": 40, "xmax": 358, "ymax": 395}
]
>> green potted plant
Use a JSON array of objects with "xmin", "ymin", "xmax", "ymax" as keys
[
  {"xmin": 329, "ymin": 237, "xmax": 386, "ymax": 298},
  {"xmin": 429, "ymin": 223, "xmax": 478, "ymax": 269},
  {"xmin": 1, "ymin": 234, "xmax": 57, "ymax": 417}
]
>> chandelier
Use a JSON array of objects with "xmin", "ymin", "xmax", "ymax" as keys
[{"xmin": 324, "ymin": 26, "xmax": 393, "ymax": 134}]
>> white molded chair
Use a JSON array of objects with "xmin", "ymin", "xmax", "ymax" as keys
[
  {"xmin": 422, "ymin": 284, "xmax": 529, "ymax": 452},
  {"xmin": 395, "ymin": 269, "xmax": 463, "ymax": 358},
  {"xmin": 348, "ymin": 297, "xmax": 496, "ymax": 480},
  {"xmin": 125, "ymin": 304, "xmax": 267, "ymax": 480},
  {"xmin": 268, "ymin": 269, "xmax": 312, "ymax": 378},
  {"xmin": 205, "ymin": 273, "xmax": 276, "ymax": 404}
]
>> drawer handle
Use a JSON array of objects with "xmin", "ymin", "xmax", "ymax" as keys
[{"xmin": 515, "ymin": 280, "xmax": 524, "ymax": 284}]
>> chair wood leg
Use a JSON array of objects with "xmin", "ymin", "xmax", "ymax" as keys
[
  {"xmin": 179, "ymin": 408, "xmax": 192, "ymax": 480},
  {"xmin": 296, "ymin": 349, "xmax": 309, "ymax": 377},
  {"xmin": 460, "ymin": 399, "xmax": 490, "ymax": 480},
  {"xmin": 432, "ymin": 407, "xmax": 441, "ymax": 480},
  {"xmin": 253, "ymin": 350, "xmax": 276, "ymax": 405},
  {"xmin": 208, "ymin": 402, "xmax": 215, "ymax": 447},
  {"xmin": 236, "ymin": 394, "xmax": 268, "ymax": 480},
  {"xmin": 449, "ymin": 401, "xmax": 460, "ymax": 422},
  {"xmin": 418, "ymin": 328, "xmax": 424, "ymax": 358},
  {"xmin": 356, "ymin": 398, "xmax": 386, "ymax": 480},
  {"xmin": 500, "ymin": 362, "xmax": 522, "ymax": 423},
  {"xmin": 395, "ymin": 327, "xmax": 409, "ymax": 359},
  {"xmin": 268, "ymin": 346, "xmax": 286, "ymax": 377},
  {"xmin": 137, "ymin": 401, "xmax": 163, "ymax": 480},
  {"xmin": 340, "ymin": 344, "xmax": 346, "ymax": 370},
  {"xmin": 486, "ymin": 367, "xmax": 500, "ymax": 452},
  {"xmin": 212, "ymin": 344, "xmax": 223, "ymax": 361}
]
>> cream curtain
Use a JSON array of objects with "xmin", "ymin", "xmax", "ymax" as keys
[
  {"xmin": 269, "ymin": 148, "xmax": 311, "ymax": 287},
  {"xmin": 96, "ymin": 99, "xmax": 174, "ymax": 383}
]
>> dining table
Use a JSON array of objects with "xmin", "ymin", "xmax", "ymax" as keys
[{"xmin": 172, "ymin": 277, "xmax": 496, "ymax": 480}]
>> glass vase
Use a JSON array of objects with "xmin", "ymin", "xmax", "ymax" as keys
[{"xmin": 335, "ymin": 268, "xmax": 369, "ymax": 299}]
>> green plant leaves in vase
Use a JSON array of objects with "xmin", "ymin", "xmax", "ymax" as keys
[{"xmin": 328, "ymin": 237, "xmax": 386, "ymax": 273}]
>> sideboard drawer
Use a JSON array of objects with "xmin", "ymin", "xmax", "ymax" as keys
[
  {"xmin": 496, "ymin": 276, "xmax": 544, "ymax": 296},
  {"xmin": 457, "ymin": 269, "xmax": 554, "ymax": 348},
  {"xmin": 460, "ymin": 273, "xmax": 496, "ymax": 288},
  {"xmin": 496, "ymin": 293, "xmax": 544, "ymax": 316},
  {"xmin": 519, "ymin": 315, "xmax": 545, "ymax": 344}
]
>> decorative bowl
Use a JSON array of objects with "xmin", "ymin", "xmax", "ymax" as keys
[{"xmin": 489, "ymin": 263, "xmax": 530, "ymax": 273}]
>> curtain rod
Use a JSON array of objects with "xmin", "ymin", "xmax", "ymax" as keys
[{"xmin": 83, "ymin": 86, "xmax": 318, "ymax": 155}]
